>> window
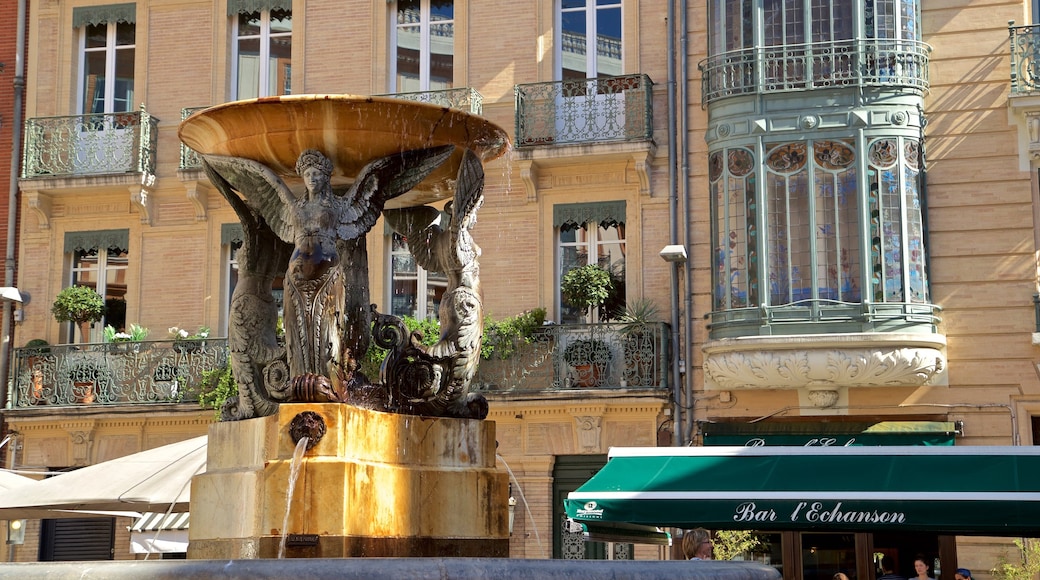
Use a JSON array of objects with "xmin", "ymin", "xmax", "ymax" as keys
[
  {"xmin": 558, "ymin": 0, "xmax": 622, "ymax": 81},
  {"xmin": 232, "ymin": 6, "xmax": 292, "ymax": 100},
  {"xmin": 710, "ymin": 137, "xmax": 929, "ymax": 314},
  {"xmin": 391, "ymin": 0, "xmax": 454, "ymax": 93},
  {"xmin": 79, "ymin": 20, "xmax": 135, "ymax": 115},
  {"xmin": 555, "ymin": 202, "xmax": 626, "ymax": 324},
  {"xmin": 388, "ymin": 232, "xmax": 448, "ymax": 321},
  {"xmin": 64, "ymin": 230, "xmax": 130, "ymax": 343}
]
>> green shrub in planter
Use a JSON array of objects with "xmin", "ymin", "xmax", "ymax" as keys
[
  {"xmin": 51, "ymin": 285, "xmax": 105, "ymax": 342},
  {"xmin": 561, "ymin": 264, "xmax": 613, "ymax": 318}
]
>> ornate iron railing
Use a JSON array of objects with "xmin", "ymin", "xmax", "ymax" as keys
[
  {"xmin": 514, "ymin": 73, "xmax": 653, "ymax": 147},
  {"xmin": 21, "ymin": 108, "xmax": 160, "ymax": 179},
  {"xmin": 9, "ymin": 339, "xmax": 229, "ymax": 408},
  {"xmin": 1010, "ymin": 23, "xmax": 1040, "ymax": 94},
  {"xmin": 473, "ymin": 321, "xmax": 669, "ymax": 393},
  {"xmin": 376, "ymin": 87, "xmax": 484, "ymax": 115},
  {"xmin": 700, "ymin": 39, "xmax": 930, "ymax": 104},
  {"xmin": 179, "ymin": 106, "xmax": 210, "ymax": 169}
]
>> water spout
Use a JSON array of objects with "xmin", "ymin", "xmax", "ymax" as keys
[
  {"xmin": 496, "ymin": 453, "xmax": 546, "ymax": 559},
  {"xmin": 278, "ymin": 436, "xmax": 309, "ymax": 559}
]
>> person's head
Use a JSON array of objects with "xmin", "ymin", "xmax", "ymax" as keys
[
  {"xmin": 954, "ymin": 569, "xmax": 973, "ymax": 580},
  {"xmin": 681, "ymin": 527, "xmax": 712, "ymax": 559},
  {"xmin": 913, "ymin": 556, "xmax": 930, "ymax": 577},
  {"xmin": 833, "ymin": 573, "xmax": 850, "ymax": 580},
  {"xmin": 879, "ymin": 555, "xmax": 894, "ymax": 574},
  {"xmin": 295, "ymin": 149, "xmax": 334, "ymax": 193}
]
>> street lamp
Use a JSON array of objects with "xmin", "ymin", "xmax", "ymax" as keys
[{"xmin": 6, "ymin": 519, "xmax": 24, "ymax": 545}]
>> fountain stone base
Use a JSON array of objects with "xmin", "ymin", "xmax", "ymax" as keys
[{"xmin": 187, "ymin": 403, "xmax": 509, "ymax": 559}]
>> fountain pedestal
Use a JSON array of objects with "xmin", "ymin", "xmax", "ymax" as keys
[{"xmin": 187, "ymin": 403, "xmax": 509, "ymax": 558}]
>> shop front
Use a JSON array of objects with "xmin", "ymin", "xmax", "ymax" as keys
[{"xmin": 565, "ymin": 444, "xmax": 1040, "ymax": 580}]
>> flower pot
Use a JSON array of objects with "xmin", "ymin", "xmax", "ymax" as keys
[{"xmin": 572, "ymin": 363, "xmax": 604, "ymax": 388}]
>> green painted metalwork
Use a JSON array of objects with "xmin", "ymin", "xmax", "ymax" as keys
[
  {"xmin": 72, "ymin": 3, "xmax": 136, "ymax": 27},
  {"xmin": 1010, "ymin": 22, "xmax": 1040, "ymax": 95},
  {"xmin": 21, "ymin": 109, "xmax": 159, "ymax": 179},
  {"xmin": 377, "ymin": 87, "xmax": 484, "ymax": 115},
  {"xmin": 473, "ymin": 321, "xmax": 669, "ymax": 392},
  {"xmin": 706, "ymin": 300, "xmax": 941, "ymax": 338},
  {"xmin": 514, "ymin": 74, "xmax": 653, "ymax": 147},
  {"xmin": 699, "ymin": 39, "xmax": 930, "ymax": 105},
  {"xmin": 179, "ymin": 106, "xmax": 210, "ymax": 169},
  {"xmin": 10, "ymin": 339, "xmax": 229, "ymax": 408}
]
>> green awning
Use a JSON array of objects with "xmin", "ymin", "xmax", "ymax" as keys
[{"xmin": 565, "ymin": 446, "xmax": 1040, "ymax": 536}]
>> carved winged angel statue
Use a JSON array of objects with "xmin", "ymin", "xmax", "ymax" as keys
[
  {"xmin": 202, "ymin": 145, "xmax": 455, "ymax": 405},
  {"xmin": 380, "ymin": 148, "xmax": 488, "ymax": 418}
]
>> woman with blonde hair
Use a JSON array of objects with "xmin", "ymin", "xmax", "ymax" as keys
[{"xmin": 681, "ymin": 528, "xmax": 713, "ymax": 560}]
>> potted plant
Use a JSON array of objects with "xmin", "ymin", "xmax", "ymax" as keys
[
  {"xmin": 23, "ymin": 339, "xmax": 50, "ymax": 404},
  {"xmin": 561, "ymin": 263, "xmax": 614, "ymax": 320},
  {"xmin": 104, "ymin": 323, "xmax": 149, "ymax": 353},
  {"xmin": 562, "ymin": 337, "xmax": 614, "ymax": 387},
  {"xmin": 51, "ymin": 285, "xmax": 105, "ymax": 343}
]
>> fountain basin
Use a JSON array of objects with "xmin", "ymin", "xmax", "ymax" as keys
[
  {"xmin": 178, "ymin": 94, "xmax": 510, "ymax": 208},
  {"xmin": 189, "ymin": 403, "xmax": 509, "ymax": 559}
]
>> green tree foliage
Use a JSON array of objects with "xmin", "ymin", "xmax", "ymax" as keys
[
  {"xmin": 992, "ymin": 538, "xmax": 1040, "ymax": 580},
  {"xmin": 561, "ymin": 264, "xmax": 613, "ymax": 317},
  {"xmin": 481, "ymin": 308, "xmax": 546, "ymax": 360},
  {"xmin": 190, "ymin": 365, "xmax": 238, "ymax": 419},
  {"xmin": 51, "ymin": 285, "xmax": 105, "ymax": 325},
  {"xmin": 712, "ymin": 530, "xmax": 762, "ymax": 561}
]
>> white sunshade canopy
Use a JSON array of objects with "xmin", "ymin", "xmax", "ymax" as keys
[{"xmin": 0, "ymin": 436, "xmax": 206, "ymax": 520}]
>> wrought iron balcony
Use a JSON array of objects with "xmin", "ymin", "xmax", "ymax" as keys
[
  {"xmin": 9, "ymin": 339, "xmax": 229, "ymax": 408},
  {"xmin": 21, "ymin": 109, "xmax": 159, "ymax": 179},
  {"xmin": 1010, "ymin": 22, "xmax": 1040, "ymax": 95},
  {"xmin": 376, "ymin": 87, "xmax": 484, "ymax": 115},
  {"xmin": 700, "ymin": 39, "xmax": 930, "ymax": 105},
  {"xmin": 514, "ymin": 74, "xmax": 653, "ymax": 147},
  {"xmin": 179, "ymin": 106, "xmax": 210, "ymax": 170},
  {"xmin": 473, "ymin": 321, "xmax": 669, "ymax": 393}
]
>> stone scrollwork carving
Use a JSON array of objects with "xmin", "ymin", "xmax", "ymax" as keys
[{"xmin": 703, "ymin": 346, "xmax": 946, "ymax": 390}]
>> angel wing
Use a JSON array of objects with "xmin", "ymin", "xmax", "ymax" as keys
[
  {"xmin": 336, "ymin": 144, "xmax": 456, "ymax": 241},
  {"xmin": 383, "ymin": 205, "xmax": 445, "ymax": 274},
  {"xmin": 202, "ymin": 154, "xmax": 297, "ymax": 244},
  {"xmin": 450, "ymin": 149, "xmax": 485, "ymax": 239}
]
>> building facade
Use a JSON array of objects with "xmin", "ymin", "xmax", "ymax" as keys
[{"xmin": 0, "ymin": 0, "xmax": 1037, "ymax": 575}]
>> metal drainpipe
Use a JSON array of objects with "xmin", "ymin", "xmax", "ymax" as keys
[
  {"xmin": 666, "ymin": 0, "xmax": 683, "ymax": 446},
  {"xmin": 0, "ymin": 0, "xmax": 26, "ymax": 410},
  {"xmin": 679, "ymin": 0, "xmax": 694, "ymax": 446}
]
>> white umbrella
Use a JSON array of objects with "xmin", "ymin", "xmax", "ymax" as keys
[
  {"xmin": 0, "ymin": 469, "xmax": 36, "ymax": 492},
  {"xmin": 0, "ymin": 436, "xmax": 206, "ymax": 519}
]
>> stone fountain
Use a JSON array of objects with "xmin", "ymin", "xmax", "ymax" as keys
[{"xmin": 178, "ymin": 95, "xmax": 511, "ymax": 558}]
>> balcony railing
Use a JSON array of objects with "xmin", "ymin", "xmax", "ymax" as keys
[
  {"xmin": 514, "ymin": 74, "xmax": 653, "ymax": 147},
  {"xmin": 376, "ymin": 87, "xmax": 484, "ymax": 115},
  {"xmin": 473, "ymin": 321, "xmax": 669, "ymax": 393},
  {"xmin": 21, "ymin": 109, "xmax": 160, "ymax": 179},
  {"xmin": 9, "ymin": 339, "xmax": 228, "ymax": 408},
  {"xmin": 700, "ymin": 39, "xmax": 930, "ymax": 105},
  {"xmin": 1010, "ymin": 22, "xmax": 1040, "ymax": 95},
  {"xmin": 179, "ymin": 106, "xmax": 210, "ymax": 169}
]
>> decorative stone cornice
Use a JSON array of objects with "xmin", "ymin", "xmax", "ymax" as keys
[{"xmin": 702, "ymin": 333, "xmax": 947, "ymax": 394}]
